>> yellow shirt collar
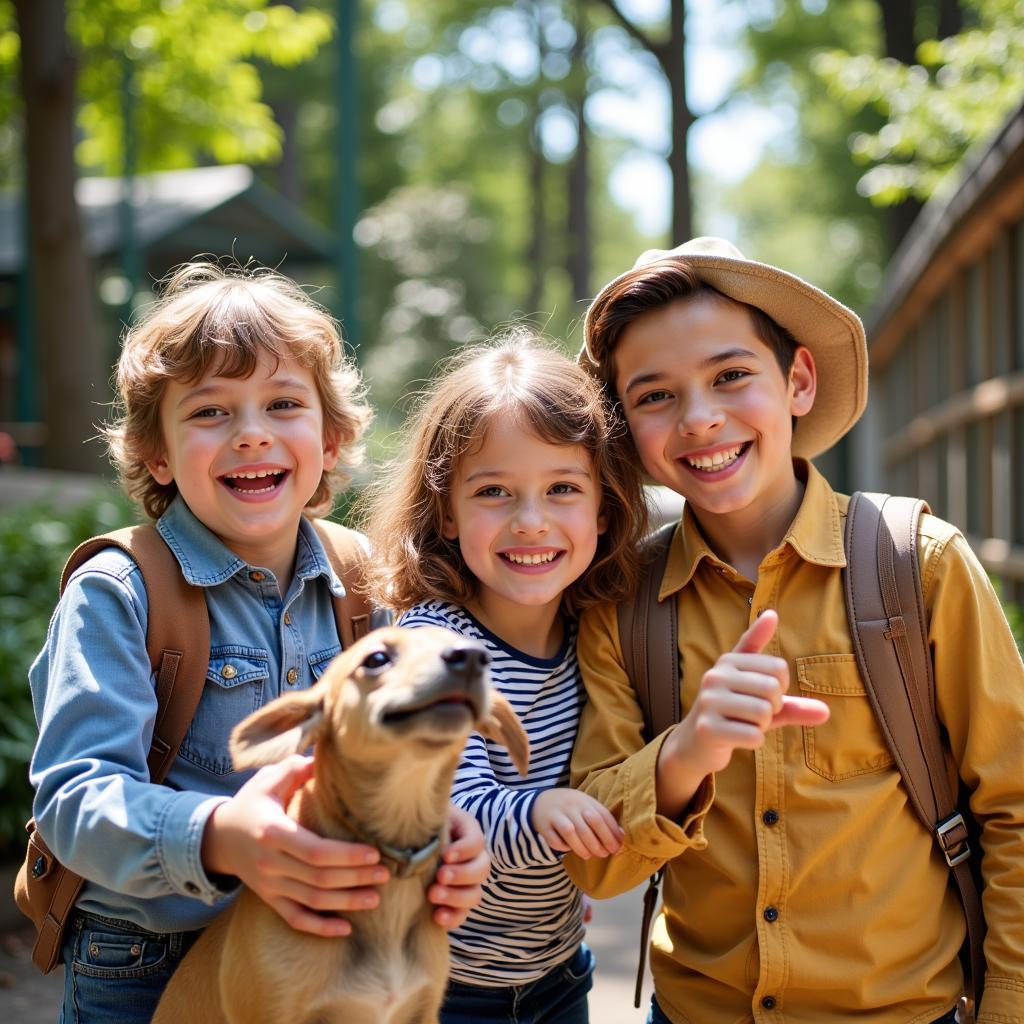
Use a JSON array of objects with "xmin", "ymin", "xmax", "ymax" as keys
[{"xmin": 658, "ymin": 459, "xmax": 847, "ymax": 600}]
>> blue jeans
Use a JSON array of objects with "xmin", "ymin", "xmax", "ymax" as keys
[
  {"xmin": 59, "ymin": 911, "xmax": 202, "ymax": 1024},
  {"xmin": 647, "ymin": 995, "xmax": 959, "ymax": 1022},
  {"xmin": 441, "ymin": 943, "xmax": 595, "ymax": 1024}
]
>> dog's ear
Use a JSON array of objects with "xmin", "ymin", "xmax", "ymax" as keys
[
  {"xmin": 478, "ymin": 692, "xmax": 530, "ymax": 777},
  {"xmin": 230, "ymin": 686, "xmax": 327, "ymax": 770}
]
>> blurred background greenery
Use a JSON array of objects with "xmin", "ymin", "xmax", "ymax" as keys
[{"xmin": 1, "ymin": 0, "xmax": 1023, "ymax": 848}]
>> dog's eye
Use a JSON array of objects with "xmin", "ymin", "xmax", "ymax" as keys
[{"xmin": 361, "ymin": 650, "xmax": 391, "ymax": 672}]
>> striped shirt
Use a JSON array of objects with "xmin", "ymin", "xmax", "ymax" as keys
[{"xmin": 398, "ymin": 601, "xmax": 585, "ymax": 986}]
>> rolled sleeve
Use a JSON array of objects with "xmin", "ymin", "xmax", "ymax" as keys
[{"xmin": 925, "ymin": 526, "xmax": 1024, "ymax": 1018}]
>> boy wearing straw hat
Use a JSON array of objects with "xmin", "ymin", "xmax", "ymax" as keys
[{"xmin": 565, "ymin": 238, "xmax": 1024, "ymax": 1024}]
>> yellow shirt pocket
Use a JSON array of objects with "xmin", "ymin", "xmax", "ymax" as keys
[{"xmin": 796, "ymin": 654, "xmax": 896, "ymax": 781}]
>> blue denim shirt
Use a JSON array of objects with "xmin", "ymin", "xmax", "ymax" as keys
[{"xmin": 28, "ymin": 496, "xmax": 386, "ymax": 933}]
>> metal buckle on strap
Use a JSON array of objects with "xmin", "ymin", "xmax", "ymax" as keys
[{"xmin": 936, "ymin": 812, "xmax": 971, "ymax": 867}]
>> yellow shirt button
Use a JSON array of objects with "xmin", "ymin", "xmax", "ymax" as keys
[
  {"xmin": 249, "ymin": 570, "xmax": 265, "ymax": 582},
  {"xmin": 284, "ymin": 612, "xmax": 292, "ymax": 626},
  {"xmin": 220, "ymin": 664, "xmax": 237, "ymax": 679},
  {"xmin": 286, "ymin": 668, "xmax": 298, "ymax": 684}
]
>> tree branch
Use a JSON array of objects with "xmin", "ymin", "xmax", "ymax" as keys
[{"xmin": 590, "ymin": 0, "xmax": 663, "ymax": 60}]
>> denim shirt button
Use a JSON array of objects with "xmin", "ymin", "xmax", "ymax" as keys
[
  {"xmin": 249, "ymin": 570, "xmax": 266, "ymax": 582},
  {"xmin": 185, "ymin": 882, "xmax": 200, "ymax": 895},
  {"xmin": 286, "ymin": 668, "xmax": 298, "ymax": 685},
  {"xmin": 284, "ymin": 611, "xmax": 292, "ymax": 626},
  {"xmin": 220, "ymin": 664, "xmax": 237, "ymax": 680}
]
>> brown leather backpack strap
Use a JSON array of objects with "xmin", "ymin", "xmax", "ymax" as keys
[
  {"xmin": 312, "ymin": 519, "xmax": 372, "ymax": 648},
  {"xmin": 24, "ymin": 527, "xmax": 209, "ymax": 973},
  {"xmin": 844, "ymin": 492, "xmax": 985, "ymax": 1019},
  {"xmin": 617, "ymin": 521, "xmax": 680, "ymax": 742},
  {"xmin": 63, "ymin": 526, "xmax": 211, "ymax": 783},
  {"xmin": 616, "ymin": 519, "xmax": 681, "ymax": 1008}
]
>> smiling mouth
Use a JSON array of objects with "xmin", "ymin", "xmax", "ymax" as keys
[
  {"xmin": 682, "ymin": 443, "xmax": 750, "ymax": 473},
  {"xmin": 220, "ymin": 470, "xmax": 288, "ymax": 494},
  {"xmin": 500, "ymin": 551, "xmax": 563, "ymax": 566}
]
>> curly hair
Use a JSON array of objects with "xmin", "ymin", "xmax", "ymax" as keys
[
  {"xmin": 357, "ymin": 330, "xmax": 648, "ymax": 615},
  {"xmin": 103, "ymin": 260, "xmax": 371, "ymax": 520}
]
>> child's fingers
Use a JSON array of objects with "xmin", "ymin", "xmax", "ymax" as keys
[
  {"xmin": 435, "ymin": 847, "xmax": 489, "ymax": 888},
  {"xmin": 730, "ymin": 609, "xmax": 779, "ymax": 655},
  {"xmin": 267, "ymin": 895, "xmax": 353, "ymax": 938},
  {"xmin": 770, "ymin": 695, "xmax": 830, "ymax": 730},
  {"xmin": 579, "ymin": 805, "xmax": 624, "ymax": 856}
]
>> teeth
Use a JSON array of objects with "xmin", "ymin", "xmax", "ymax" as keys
[
  {"xmin": 227, "ymin": 470, "xmax": 283, "ymax": 480},
  {"xmin": 685, "ymin": 445, "xmax": 744, "ymax": 472},
  {"xmin": 505, "ymin": 551, "xmax": 558, "ymax": 565}
]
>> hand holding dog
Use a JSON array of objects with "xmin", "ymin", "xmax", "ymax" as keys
[
  {"xmin": 532, "ymin": 788, "xmax": 624, "ymax": 859},
  {"xmin": 429, "ymin": 805, "xmax": 489, "ymax": 929},
  {"xmin": 201, "ymin": 753, "xmax": 388, "ymax": 938},
  {"xmin": 656, "ymin": 611, "xmax": 830, "ymax": 818}
]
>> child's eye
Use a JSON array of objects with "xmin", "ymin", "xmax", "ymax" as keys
[
  {"xmin": 190, "ymin": 407, "xmax": 223, "ymax": 419},
  {"xmin": 474, "ymin": 485, "xmax": 508, "ymax": 498},
  {"xmin": 549, "ymin": 482, "xmax": 581, "ymax": 495},
  {"xmin": 716, "ymin": 369, "xmax": 749, "ymax": 385},
  {"xmin": 269, "ymin": 399, "xmax": 301, "ymax": 411},
  {"xmin": 636, "ymin": 389, "xmax": 671, "ymax": 406}
]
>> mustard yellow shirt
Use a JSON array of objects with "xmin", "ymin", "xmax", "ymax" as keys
[{"xmin": 567, "ymin": 463, "xmax": 1024, "ymax": 1024}]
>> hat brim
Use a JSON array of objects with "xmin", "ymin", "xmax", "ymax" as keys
[{"xmin": 581, "ymin": 249, "xmax": 868, "ymax": 460}]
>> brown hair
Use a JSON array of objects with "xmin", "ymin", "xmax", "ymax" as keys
[
  {"xmin": 585, "ymin": 260, "xmax": 799, "ymax": 390},
  {"xmin": 104, "ymin": 260, "xmax": 371, "ymax": 520},
  {"xmin": 357, "ymin": 331, "xmax": 648, "ymax": 615}
]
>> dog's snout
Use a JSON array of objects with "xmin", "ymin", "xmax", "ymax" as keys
[{"xmin": 442, "ymin": 642, "xmax": 489, "ymax": 673}]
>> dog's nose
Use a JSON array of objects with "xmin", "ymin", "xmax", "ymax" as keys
[{"xmin": 442, "ymin": 642, "xmax": 490, "ymax": 673}]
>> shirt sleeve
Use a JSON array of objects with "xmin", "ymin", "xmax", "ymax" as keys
[
  {"xmin": 923, "ymin": 526, "xmax": 1024, "ymax": 1021},
  {"xmin": 449, "ymin": 731, "xmax": 561, "ymax": 872},
  {"xmin": 564, "ymin": 600, "xmax": 713, "ymax": 899},
  {"xmin": 28, "ymin": 556, "xmax": 230, "ymax": 906}
]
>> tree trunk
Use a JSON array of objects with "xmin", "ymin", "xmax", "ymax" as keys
[
  {"xmin": 660, "ymin": 0, "xmax": 692, "ymax": 243},
  {"xmin": 877, "ymin": 0, "xmax": 922, "ymax": 249},
  {"xmin": 14, "ymin": 0, "xmax": 106, "ymax": 473},
  {"xmin": 525, "ymin": 1, "xmax": 546, "ymax": 314},
  {"xmin": 567, "ymin": 2, "xmax": 591, "ymax": 305},
  {"xmin": 937, "ymin": 0, "xmax": 962, "ymax": 38}
]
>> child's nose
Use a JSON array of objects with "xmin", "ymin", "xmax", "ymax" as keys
[
  {"xmin": 233, "ymin": 412, "xmax": 273, "ymax": 449},
  {"xmin": 677, "ymin": 392, "xmax": 725, "ymax": 437},
  {"xmin": 511, "ymin": 498, "xmax": 548, "ymax": 534}
]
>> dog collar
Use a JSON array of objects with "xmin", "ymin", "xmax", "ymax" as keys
[
  {"xmin": 376, "ymin": 835, "xmax": 444, "ymax": 880},
  {"xmin": 335, "ymin": 804, "xmax": 444, "ymax": 880}
]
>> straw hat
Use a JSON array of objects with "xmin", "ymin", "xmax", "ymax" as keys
[{"xmin": 580, "ymin": 236, "xmax": 868, "ymax": 459}]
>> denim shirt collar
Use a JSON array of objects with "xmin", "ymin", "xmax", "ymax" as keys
[{"xmin": 156, "ymin": 496, "xmax": 347, "ymax": 596}]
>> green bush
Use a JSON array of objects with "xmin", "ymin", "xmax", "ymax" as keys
[{"xmin": 0, "ymin": 490, "xmax": 137, "ymax": 854}]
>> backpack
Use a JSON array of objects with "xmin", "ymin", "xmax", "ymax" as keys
[
  {"xmin": 616, "ymin": 492, "xmax": 985, "ymax": 1021},
  {"xmin": 14, "ymin": 519, "xmax": 372, "ymax": 974}
]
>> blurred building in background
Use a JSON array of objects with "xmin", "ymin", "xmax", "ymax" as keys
[
  {"xmin": 0, "ymin": 164, "xmax": 336, "ymax": 463},
  {"xmin": 852, "ymin": 99, "xmax": 1024, "ymax": 605}
]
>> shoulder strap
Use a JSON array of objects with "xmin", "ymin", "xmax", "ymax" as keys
[
  {"xmin": 844, "ymin": 492, "xmax": 985, "ymax": 1018},
  {"xmin": 27, "ymin": 527, "xmax": 209, "ymax": 974},
  {"xmin": 616, "ymin": 520, "xmax": 681, "ymax": 1008},
  {"xmin": 617, "ymin": 521, "xmax": 681, "ymax": 742},
  {"xmin": 61, "ymin": 525, "xmax": 210, "ymax": 782},
  {"xmin": 311, "ymin": 519, "xmax": 372, "ymax": 648}
]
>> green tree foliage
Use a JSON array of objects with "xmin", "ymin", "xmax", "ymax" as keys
[
  {"xmin": 711, "ymin": 0, "xmax": 889, "ymax": 312},
  {"xmin": 15, "ymin": 0, "xmax": 333, "ymax": 175},
  {"xmin": 0, "ymin": 491, "xmax": 136, "ymax": 851},
  {"xmin": 814, "ymin": 0, "xmax": 1024, "ymax": 205}
]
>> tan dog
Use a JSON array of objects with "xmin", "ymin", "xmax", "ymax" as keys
[{"xmin": 153, "ymin": 625, "xmax": 529, "ymax": 1024}]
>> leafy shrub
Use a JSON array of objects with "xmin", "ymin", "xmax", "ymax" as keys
[{"xmin": 0, "ymin": 489, "xmax": 136, "ymax": 854}]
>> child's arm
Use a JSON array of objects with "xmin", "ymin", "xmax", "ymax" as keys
[
  {"xmin": 654, "ymin": 611, "xmax": 828, "ymax": 819},
  {"xmin": 450, "ymin": 730, "xmax": 620, "ymax": 871},
  {"xmin": 926, "ymin": 528, "xmax": 1024, "ymax": 1022},
  {"xmin": 566, "ymin": 606, "xmax": 828, "ymax": 899},
  {"xmin": 200, "ymin": 758, "xmax": 489, "ymax": 936}
]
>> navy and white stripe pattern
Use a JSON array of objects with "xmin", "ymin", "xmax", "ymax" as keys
[{"xmin": 398, "ymin": 601, "xmax": 585, "ymax": 986}]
